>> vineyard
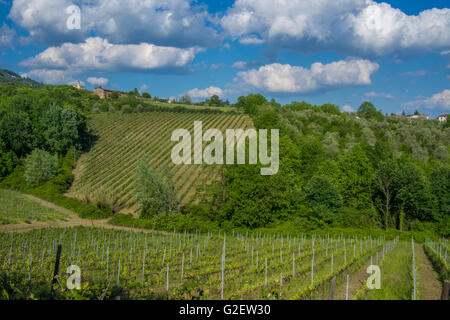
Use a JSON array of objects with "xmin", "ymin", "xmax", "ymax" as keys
[
  {"xmin": 0, "ymin": 189, "xmax": 69, "ymax": 225},
  {"xmin": 68, "ymin": 111, "xmax": 253, "ymax": 211},
  {"xmin": 1, "ymin": 226, "xmax": 429, "ymax": 300}
]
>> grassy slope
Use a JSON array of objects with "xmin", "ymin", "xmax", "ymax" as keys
[
  {"xmin": 0, "ymin": 189, "xmax": 69, "ymax": 224},
  {"xmin": 69, "ymin": 111, "xmax": 253, "ymax": 212}
]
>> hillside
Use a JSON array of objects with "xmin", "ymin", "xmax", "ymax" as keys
[
  {"xmin": 0, "ymin": 69, "xmax": 43, "ymax": 88},
  {"xmin": 68, "ymin": 111, "xmax": 253, "ymax": 211}
]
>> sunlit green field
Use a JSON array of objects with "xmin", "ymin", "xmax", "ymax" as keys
[{"xmin": 0, "ymin": 189, "xmax": 69, "ymax": 225}]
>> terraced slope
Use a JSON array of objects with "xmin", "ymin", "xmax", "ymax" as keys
[{"xmin": 68, "ymin": 111, "xmax": 253, "ymax": 212}]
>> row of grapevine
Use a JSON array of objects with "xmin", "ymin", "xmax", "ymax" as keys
[
  {"xmin": 69, "ymin": 112, "xmax": 253, "ymax": 210},
  {"xmin": 0, "ymin": 227, "xmax": 392, "ymax": 300}
]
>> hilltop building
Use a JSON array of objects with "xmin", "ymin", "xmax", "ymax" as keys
[
  {"xmin": 93, "ymin": 87, "xmax": 128, "ymax": 99},
  {"xmin": 393, "ymin": 113, "xmax": 429, "ymax": 121},
  {"xmin": 74, "ymin": 80, "xmax": 85, "ymax": 90},
  {"xmin": 438, "ymin": 114, "xmax": 448, "ymax": 122}
]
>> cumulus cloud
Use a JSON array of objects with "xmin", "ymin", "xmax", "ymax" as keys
[
  {"xmin": 364, "ymin": 91, "xmax": 395, "ymax": 99},
  {"xmin": 9, "ymin": 0, "xmax": 220, "ymax": 47},
  {"xmin": 186, "ymin": 86, "xmax": 224, "ymax": 100},
  {"xmin": 87, "ymin": 77, "xmax": 109, "ymax": 86},
  {"xmin": 221, "ymin": 0, "xmax": 450, "ymax": 58},
  {"xmin": 0, "ymin": 23, "xmax": 15, "ymax": 49},
  {"xmin": 235, "ymin": 59, "xmax": 379, "ymax": 94},
  {"xmin": 239, "ymin": 35, "xmax": 265, "ymax": 45},
  {"xmin": 403, "ymin": 89, "xmax": 450, "ymax": 111},
  {"xmin": 342, "ymin": 105, "xmax": 355, "ymax": 112},
  {"xmin": 423, "ymin": 90, "xmax": 450, "ymax": 110},
  {"xmin": 20, "ymin": 37, "xmax": 199, "ymax": 77},
  {"xmin": 21, "ymin": 69, "xmax": 75, "ymax": 84}
]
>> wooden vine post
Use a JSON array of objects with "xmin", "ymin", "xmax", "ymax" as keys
[
  {"xmin": 441, "ymin": 280, "xmax": 450, "ymax": 300},
  {"xmin": 50, "ymin": 244, "xmax": 62, "ymax": 300}
]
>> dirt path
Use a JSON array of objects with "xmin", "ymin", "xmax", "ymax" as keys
[
  {"xmin": 416, "ymin": 244, "xmax": 442, "ymax": 300},
  {"xmin": 0, "ymin": 194, "xmax": 165, "ymax": 234}
]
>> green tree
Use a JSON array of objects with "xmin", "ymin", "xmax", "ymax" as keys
[
  {"xmin": 40, "ymin": 104, "xmax": 86, "ymax": 154},
  {"xmin": 235, "ymin": 94, "xmax": 267, "ymax": 115},
  {"xmin": 304, "ymin": 175, "xmax": 342, "ymax": 215},
  {"xmin": 337, "ymin": 144, "xmax": 374, "ymax": 207},
  {"xmin": 23, "ymin": 149, "xmax": 59, "ymax": 187},
  {"xmin": 357, "ymin": 101, "xmax": 384, "ymax": 121},
  {"xmin": 206, "ymin": 95, "xmax": 223, "ymax": 106},
  {"xmin": 142, "ymin": 92, "xmax": 151, "ymax": 99},
  {"xmin": 393, "ymin": 158, "xmax": 432, "ymax": 222},
  {"xmin": 373, "ymin": 159, "xmax": 397, "ymax": 230},
  {"xmin": 135, "ymin": 155, "xmax": 179, "ymax": 218},
  {"xmin": 0, "ymin": 138, "xmax": 17, "ymax": 177},
  {"xmin": 254, "ymin": 109, "xmax": 280, "ymax": 129},
  {"xmin": 219, "ymin": 136, "xmax": 303, "ymax": 228},
  {"xmin": 0, "ymin": 111, "xmax": 35, "ymax": 157},
  {"xmin": 428, "ymin": 165, "xmax": 450, "ymax": 235}
]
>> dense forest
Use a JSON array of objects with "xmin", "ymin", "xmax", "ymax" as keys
[
  {"xmin": 0, "ymin": 73, "xmax": 448, "ymax": 236},
  {"xmin": 191, "ymin": 95, "xmax": 450, "ymax": 236}
]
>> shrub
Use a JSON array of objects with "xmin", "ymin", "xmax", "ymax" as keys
[
  {"xmin": 135, "ymin": 155, "xmax": 179, "ymax": 218},
  {"xmin": 23, "ymin": 149, "xmax": 59, "ymax": 187}
]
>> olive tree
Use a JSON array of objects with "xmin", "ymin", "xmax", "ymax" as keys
[{"xmin": 24, "ymin": 149, "xmax": 59, "ymax": 186}]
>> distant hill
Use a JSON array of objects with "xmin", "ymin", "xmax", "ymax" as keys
[{"xmin": 0, "ymin": 69, "xmax": 43, "ymax": 88}]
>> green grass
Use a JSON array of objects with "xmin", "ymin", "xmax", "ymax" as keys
[
  {"xmin": 0, "ymin": 189, "xmax": 69, "ymax": 225},
  {"xmin": 364, "ymin": 241, "xmax": 413, "ymax": 300}
]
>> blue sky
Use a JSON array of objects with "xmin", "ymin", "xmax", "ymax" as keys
[{"xmin": 0, "ymin": 0, "xmax": 449, "ymax": 117}]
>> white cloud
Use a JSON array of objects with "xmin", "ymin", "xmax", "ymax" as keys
[
  {"xmin": 9, "ymin": 0, "xmax": 220, "ymax": 47},
  {"xmin": 0, "ymin": 23, "xmax": 15, "ymax": 49},
  {"xmin": 221, "ymin": 0, "xmax": 450, "ymax": 58},
  {"xmin": 235, "ymin": 59, "xmax": 379, "ymax": 94},
  {"xmin": 231, "ymin": 60, "xmax": 263, "ymax": 69},
  {"xmin": 20, "ymin": 69, "xmax": 75, "ymax": 84},
  {"xmin": 239, "ymin": 35, "xmax": 265, "ymax": 45},
  {"xmin": 424, "ymin": 90, "xmax": 450, "ymax": 110},
  {"xmin": 186, "ymin": 86, "xmax": 224, "ymax": 100},
  {"xmin": 403, "ymin": 89, "xmax": 450, "ymax": 111},
  {"xmin": 140, "ymin": 84, "xmax": 149, "ymax": 92},
  {"xmin": 342, "ymin": 105, "xmax": 354, "ymax": 112},
  {"xmin": 20, "ymin": 37, "xmax": 199, "ymax": 77},
  {"xmin": 400, "ymin": 70, "xmax": 428, "ymax": 77},
  {"xmin": 87, "ymin": 77, "xmax": 109, "ymax": 86},
  {"xmin": 211, "ymin": 63, "xmax": 225, "ymax": 70},
  {"xmin": 364, "ymin": 91, "xmax": 395, "ymax": 99}
]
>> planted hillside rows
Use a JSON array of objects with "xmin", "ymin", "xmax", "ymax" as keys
[
  {"xmin": 70, "ymin": 112, "xmax": 252, "ymax": 209},
  {"xmin": 0, "ymin": 227, "xmax": 393, "ymax": 300},
  {"xmin": 0, "ymin": 189, "xmax": 69, "ymax": 224}
]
